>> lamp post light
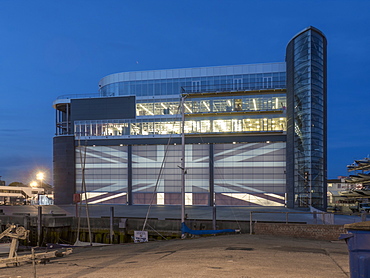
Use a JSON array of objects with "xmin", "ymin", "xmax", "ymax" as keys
[
  {"xmin": 29, "ymin": 181, "xmax": 39, "ymax": 206},
  {"xmin": 36, "ymin": 172, "xmax": 44, "ymax": 188},
  {"xmin": 36, "ymin": 172, "xmax": 45, "ymax": 206},
  {"xmin": 35, "ymin": 172, "xmax": 45, "ymax": 247},
  {"xmin": 30, "ymin": 181, "xmax": 38, "ymax": 188}
]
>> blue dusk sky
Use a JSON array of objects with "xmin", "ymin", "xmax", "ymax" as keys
[{"xmin": 0, "ymin": 0, "xmax": 369, "ymax": 185}]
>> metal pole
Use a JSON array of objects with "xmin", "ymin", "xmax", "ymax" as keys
[
  {"xmin": 81, "ymin": 145, "xmax": 93, "ymax": 246},
  {"xmin": 110, "ymin": 207, "xmax": 114, "ymax": 244},
  {"xmin": 249, "ymin": 212, "xmax": 253, "ymax": 235},
  {"xmin": 212, "ymin": 192, "xmax": 216, "ymax": 231},
  {"xmin": 32, "ymin": 247, "xmax": 36, "ymax": 278},
  {"xmin": 181, "ymin": 96, "xmax": 186, "ymax": 235},
  {"xmin": 313, "ymin": 211, "xmax": 317, "ymax": 224},
  {"xmin": 37, "ymin": 206, "xmax": 42, "ymax": 247}
]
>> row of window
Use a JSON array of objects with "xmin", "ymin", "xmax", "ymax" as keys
[
  {"xmin": 100, "ymin": 72, "xmax": 286, "ymax": 97},
  {"xmin": 136, "ymin": 95, "xmax": 286, "ymax": 116},
  {"xmin": 75, "ymin": 117, "xmax": 287, "ymax": 137}
]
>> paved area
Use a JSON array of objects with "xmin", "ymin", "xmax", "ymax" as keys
[{"xmin": 0, "ymin": 234, "xmax": 349, "ymax": 278}]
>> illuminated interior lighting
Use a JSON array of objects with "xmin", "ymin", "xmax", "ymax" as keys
[
  {"xmin": 139, "ymin": 104, "xmax": 154, "ymax": 115},
  {"xmin": 257, "ymin": 125, "xmax": 260, "ymax": 128},
  {"xmin": 272, "ymin": 120, "xmax": 275, "ymax": 123},
  {"xmin": 263, "ymin": 118, "xmax": 267, "ymax": 121},
  {"xmin": 280, "ymin": 118, "xmax": 284, "ymax": 120},
  {"xmin": 216, "ymin": 121, "xmax": 227, "ymax": 131},
  {"xmin": 248, "ymin": 124, "xmax": 252, "ymax": 126},
  {"xmin": 247, "ymin": 119, "xmax": 251, "ymax": 121},
  {"xmin": 184, "ymin": 103, "xmax": 192, "ymax": 113},
  {"xmin": 253, "ymin": 99, "xmax": 257, "ymax": 110},
  {"xmin": 161, "ymin": 103, "xmax": 167, "ymax": 109},
  {"xmin": 202, "ymin": 101, "xmax": 211, "ymax": 112},
  {"xmin": 276, "ymin": 97, "xmax": 279, "ymax": 109},
  {"xmin": 227, "ymin": 100, "xmax": 232, "ymax": 106}
]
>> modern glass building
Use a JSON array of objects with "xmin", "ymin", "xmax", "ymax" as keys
[{"xmin": 53, "ymin": 26, "xmax": 327, "ymax": 209}]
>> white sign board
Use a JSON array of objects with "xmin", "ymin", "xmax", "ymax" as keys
[{"xmin": 134, "ymin": 231, "xmax": 148, "ymax": 243}]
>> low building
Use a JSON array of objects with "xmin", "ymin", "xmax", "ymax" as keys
[{"xmin": 0, "ymin": 186, "xmax": 44, "ymax": 205}]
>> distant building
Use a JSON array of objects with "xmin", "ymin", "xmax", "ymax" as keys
[
  {"xmin": 327, "ymin": 178, "xmax": 351, "ymax": 203},
  {"xmin": 0, "ymin": 186, "xmax": 44, "ymax": 205},
  {"xmin": 53, "ymin": 26, "xmax": 327, "ymax": 209}
]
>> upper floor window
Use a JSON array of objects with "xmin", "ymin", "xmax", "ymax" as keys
[
  {"xmin": 192, "ymin": 81, "xmax": 201, "ymax": 92},
  {"xmin": 233, "ymin": 78, "xmax": 243, "ymax": 90},
  {"xmin": 263, "ymin": 77, "xmax": 273, "ymax": 89}
]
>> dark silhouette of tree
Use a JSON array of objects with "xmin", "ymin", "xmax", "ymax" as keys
[{"xmin": 8, "ymin": 182, "xmax": 26, "ymax": 187}]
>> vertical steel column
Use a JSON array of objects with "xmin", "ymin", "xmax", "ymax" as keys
[
  {"xmin": 209, "ymin": 144, "xmax": 214, "ymax": 207},
  {"xmin": 127, "ymin": 145, "xmax": 133, "ymax": 205},
  {"xmin": 209, "ymin": 144, "xmax": 216, "ymax": 230},
  {"xmin": 66, "ymin": 103, "xmax": 69, "ymax": 134},
  {"xmin": 181, "ymin": 96, "xmax": 186, "ymax": 228},
  {"xmin": 110, "ymin": 206, "xmax": 114, "ymax": 244}
]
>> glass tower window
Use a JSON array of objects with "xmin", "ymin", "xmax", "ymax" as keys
[{"xmin": 287, "ymin": 27, "xmax": 327, "ymax": 208}]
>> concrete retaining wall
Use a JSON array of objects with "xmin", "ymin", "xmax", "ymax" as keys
[
  {"xmin": 253, "ymin": 223, "xmax": 346, "ymax": 241},
  {"xmin": 0, "ymin": 215, "xmax": 246, "ymax": 245}
]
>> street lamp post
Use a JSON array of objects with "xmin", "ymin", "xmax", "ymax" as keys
[
  {"xmin": 36, "ymin": 172, "xmax": 44, "ymax": 206},
  {"xmin": 35, "ymin": 172, "xmax": 44, "ymax": 247}
]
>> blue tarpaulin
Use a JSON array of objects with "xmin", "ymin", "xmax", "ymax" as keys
[{"xmin": 181, "ymin": 222, "xmax": 236, "ymax": 235}]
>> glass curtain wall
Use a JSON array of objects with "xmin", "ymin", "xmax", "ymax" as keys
[
  {"xmin": 100, "ymin": 72, "xmax": 286, "ymax": 97},
  {"xmin": 75, "ymin": 142, "xmax": 286, "ymax": 206},
  {"xmin": 214, "ymin": 142, "xmax": 286, "ymax": 206},
  {"xmin": 75, "ymin": 146, "xmax": 128, "ymax": 204},
  {"xmin": 136, "ymin": 95, "xmax": 286, "ymax": 116},
  {"xmin": 75, "ymin": 116, "xmax": 286, "ymax": 137},
  {"xmin": 287, "ymin": 27, "xmax": 327, "ymax": 208},
  {"xmin": 132, "ymin": 144, "xmax": 209, "ymax": 205}
]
